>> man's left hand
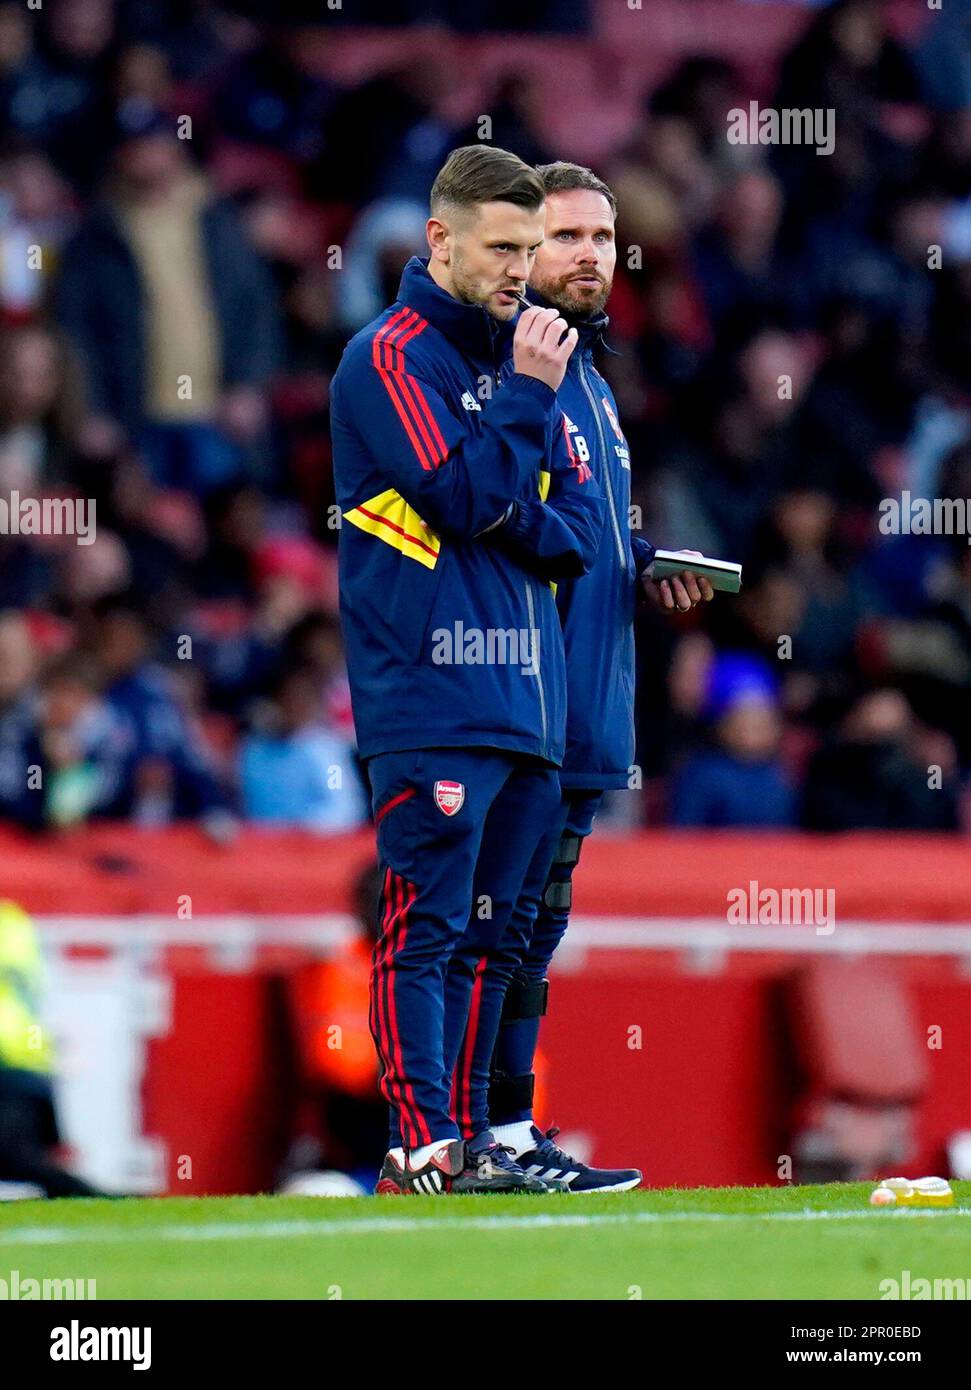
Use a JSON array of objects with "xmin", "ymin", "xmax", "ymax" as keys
[{"xmin": 644, "ymin": 549, "xmax": 715, "ymax": 611}]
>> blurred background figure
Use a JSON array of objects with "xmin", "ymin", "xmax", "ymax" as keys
[
  {"xmin": 671, "ymin": 655, "xmax": 795, "ymax": 828},
  {"xmin": 56, "ymin": 103, "xmax": 280, "ymax": 495},
  {"xmin": 802, "ymin": 687, "xmax": 960, "ymax": 831},
  {"xmin": 278, "ymin": 859, "xmax": 386, "ymax": 1193},
  {"xmin": 239, "ymin": 663, "xmax": 365, "ymax": 832},
  {"xmin": 0, "ymin": 897, "xmax": 104, "ymax": 1196}
]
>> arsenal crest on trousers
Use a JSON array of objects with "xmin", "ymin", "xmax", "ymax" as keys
[{"xmin": 434, "ymin": 780, "xmax": 465, "ymax": 816}]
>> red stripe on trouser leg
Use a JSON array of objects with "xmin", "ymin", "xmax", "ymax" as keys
[
  {"xmin": 385, "ymin": 874, "xmax": 431, "ymax": 1148},
  {"xmin": 387, "ymin": 874, "xmax": 424, "ymax": 1149},
  {"xmin": 374, "ymin": 786, "xmax": 417, "ymax": 826},
  {"xmin": 371, "ymin": 871, "xmax": 421, "ymax": 1147},
  {"xmin": 449, "ymin": 1038, "xmax": 461, "ymax": 1122},
  {"xmin": 450, "ymin": 1020, "xmax": 467, "ymax": 1134},
  {"xmin": 456, "ymin": 956, "xmax": 488, "ymax": 1139},
  {"xmin": 370, "ymin": 869, "xmax": 405, "ymax": 1132},
  {"xmin": 368, "ymin": 867, "xmax": 392, "ymax": 1070}
]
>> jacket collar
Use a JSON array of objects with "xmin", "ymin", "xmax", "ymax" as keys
[
  {"xmin": 523, "ymin": 285, "xmax": 610, "ymax": 355},
  {"xmin": 396, "ymin": 257, "xmax": 512, "ymax": 367}
]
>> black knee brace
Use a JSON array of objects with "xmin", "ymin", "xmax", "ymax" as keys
[
  {"xmin": 556, "ymin": 830, "xmax": 582, "ymax": 868},
  {"xmin": 488, "ymin": 1070, "xmax": 535, "ymax": 1116},
  {"xmin": 490, "ymin": 980, "xmax": 549, "ymax": 1118},
  {"xmin": 500, "ymin": 976, "xmax": 548, "ymax": 1024},
  {"xmin": 543, "ymin": 831, "xmax": 582, "ymax": 912}
]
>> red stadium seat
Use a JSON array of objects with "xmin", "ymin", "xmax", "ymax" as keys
[{"xmin": 786, "ymin": 959, "xmax": 929, "ymax": 1181}]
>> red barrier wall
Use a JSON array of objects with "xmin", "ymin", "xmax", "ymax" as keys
[
  {"xmin": 6, "ymin": 825, "xmax": 971, "ymax": 918},
  {"xmin": 13, "ymin": 826, "xmax": 971, "ymax": 1191}
]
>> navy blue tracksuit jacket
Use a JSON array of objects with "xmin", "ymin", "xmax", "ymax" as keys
[
  {"xmin": 330, "ymin": 257, "xmax": 604, "ymax": 1152},
  {"xmin": 550, "ymin": 306, "xmax": 656, "ymax": 789},
  {"xmin": 331, "ymin": 257, "xmax": 604, "ymax": 768},
  {"xmin": 479, "ymin": 300, "xmax": 661, "ymax": 1135}
]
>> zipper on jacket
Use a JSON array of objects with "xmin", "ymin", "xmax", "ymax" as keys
[
  {"xmin": 578, "ymin": 355, "xmax": 628, "ymax": 572},
  {"xmin": 486, "ymin": 310, "xmax": 504, "ymax": 393},
  {"xmin": 523, "ymin": 575, "xmax": 549, "ymax": 757}
]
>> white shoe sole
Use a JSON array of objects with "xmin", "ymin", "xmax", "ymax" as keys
[{"xmin": 567, "ymin": 1176, "xmax": 643, "ymax": 1194}]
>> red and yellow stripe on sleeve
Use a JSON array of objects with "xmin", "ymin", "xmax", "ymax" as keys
[{"xmin": 343, "ymin": 488, "xmax": 441, "ymax": 570}]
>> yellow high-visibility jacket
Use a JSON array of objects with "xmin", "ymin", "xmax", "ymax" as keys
[{"xmin": 0, "ymin": 899, "xmax": 52, "ymax": 1074}]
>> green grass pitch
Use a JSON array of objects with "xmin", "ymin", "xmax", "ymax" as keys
[{"xmin": 1, "ymin": 1184, "xmax": 970, "ymax": 1300}]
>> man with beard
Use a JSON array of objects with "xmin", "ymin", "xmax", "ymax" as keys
[
  {"xmin": 450, "ymin": 162, "xmax": 714, "ymax": 1189},
  {"xmin": 331, "ymin": 147, "xmax": 604, "ymax": 1194}
]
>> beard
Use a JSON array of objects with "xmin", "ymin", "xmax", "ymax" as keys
[
  {"xmin": 450, "ymin": 252, "xmax": 516, "ymax": 322},
  {"xmin": 531, "ymin": 269, "xmax": 612, "ymax": 319}
]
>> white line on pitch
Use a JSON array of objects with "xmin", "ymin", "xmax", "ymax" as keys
[{"xmin": 1, "ymin": 1207, "xmax": 969, "ymax": 1247}]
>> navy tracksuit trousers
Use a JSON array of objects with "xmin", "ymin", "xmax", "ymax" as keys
[
  {"xmin": 366, "ymin": 746, "xmax": 560, "ymax": 1151},
  {"xmin": 471, "ymin": 788, "xmax": 603, "ymax": 1132}
]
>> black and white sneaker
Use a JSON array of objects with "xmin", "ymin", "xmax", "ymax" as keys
[
  {"xmin": 451, "ymin": 1132, "xmax": 550, "ymax": 1194},
  {"xmin": 375, "ymin": 1140, "xmax": 464, "ymax": 1195},
  {"xmin": 516, "ymin": 1126, "xmax": 642, "ymax": 1193}
]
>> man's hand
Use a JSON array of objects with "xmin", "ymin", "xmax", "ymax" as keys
[
  {"xmin": 513, "ymin": 306, "xmax": 579, "ymax": 393},
  {"xmin": 645, "ymin": 549, "xmax": 715, "ymax": 611}
]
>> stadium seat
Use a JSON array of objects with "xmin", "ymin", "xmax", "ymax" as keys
[{"xmin": 786, "ymin": 959, "xmax": 929, "ymax": 1182}]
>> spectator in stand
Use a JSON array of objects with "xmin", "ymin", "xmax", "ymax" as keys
[
  {"xmin": 239, "ymin": 664, "xmax": 365, "ymax": 832},
  {"xmin": 0, "ymin": 324, "xmax": 83, "ymax": 495},
  {"xmin": 655, "ymin": 326, "xmax": 816, "ymax": 561},
  {"xmin": 55, "ymin": 103, "xmax": 280, "ymax": 494},
  {"xmin": 648, "ymin": 56, "xmax": 742, "ymax": 171},
  {"xmin": 772, "ymin": 0, "xmax": 924, "ymax": 239},
  {"xmin": 0, "ymin": 613, "xmax": 43, "ymax": 827},
  {"xmin": 1, "ymin": 0, "xmax": 117, "ymax": 194},
  {"xmin": 33, "ymin": 651, "xmax": 133, "ymax": 830},
  {"xmin": 747, "ymin": 488, "xmax": 863, "ymax": 680},
  {"xmin": 0, "ymin": 2, "xmax": 32, "ymax": 128},
  {"xmin": 453, "ymin": 72, "xmax": 556, "ymax": 171},
  {"xmin": 671, "ymin": 655, "xmax": 795, "ymax": 828},
  {"xmin": 338, "ymin": 199, "xmax": 429, "ymax": 333},
  {"xmin": 282, "ymin": 610, "xmax": 356, "ymax": 741},
  {"xmin": 693, "ymin": 169, "xmax": 792, "ymax": 337},
  {"xmin": 314, "ymin": 58, "xmax": 457, "ymax": 206},
  {"xmin": 802, "ymin": 688, "xmax": 960, "ymax": 832},
  {"xmin": 856, "ymin": 445, "xmax": 971, "ymax": 775},
  {"xmin": 214, "ymin": 23, "xmax": 334, "ymax": 161},
  {"xmin": 89, "ymin": 596, "xmax": 233, "ymax": 824},
  {"xmin": 0, "ymin": 144, "xmax": 76, "ymax": 317}
]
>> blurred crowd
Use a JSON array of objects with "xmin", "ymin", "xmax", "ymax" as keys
[{"xmin": 0, "ymin": 0, "xmax": 968, "ymax": 835}]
